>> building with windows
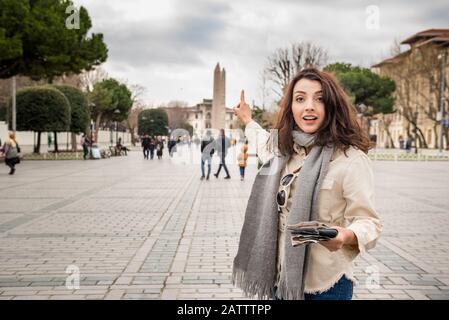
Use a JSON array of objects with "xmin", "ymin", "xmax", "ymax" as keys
[{"xmin": 371, "ymin": 29, "xmax": 449, "ymax": 149}]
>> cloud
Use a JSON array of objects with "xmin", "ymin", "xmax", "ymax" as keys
[
  {"xmin": 76, "ymin": 0, "xmax": 231, "ymax": 69},
  {"xmin": 73, "ymin": 0, "xmax": 449, "ymax": 106}
]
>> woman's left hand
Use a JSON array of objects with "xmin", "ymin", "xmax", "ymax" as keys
[{"xmin": 319, "ymin": 226, "xmax": 357, "ymax": 252}]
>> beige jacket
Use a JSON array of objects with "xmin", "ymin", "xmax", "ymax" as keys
[{"xmin": 245, "ymin": 120, "xmax": 382, "ymax": 294}]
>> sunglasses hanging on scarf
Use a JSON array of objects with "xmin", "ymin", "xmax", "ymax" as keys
[{"xmin": 276, "ymin": 166, "xmax": 302, "ymax": 209}]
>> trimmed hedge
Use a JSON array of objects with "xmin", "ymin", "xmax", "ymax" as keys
[
  {"xmin": 138, "ymin": 108, "xmax": 169, "ymax": 136},
  {"xmin": 14, "ymin": 86, "xmax": 70, "ymax": 132},
  {"xmin": 54, "ymin": 85, "xmax": 89, "ymax": 134}
]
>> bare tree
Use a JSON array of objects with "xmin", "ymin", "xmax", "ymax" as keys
[
  {"xmin": 127, "ymin": 103, "xmax": 146, "ymax": 145},
  {"xmin": 79, "ymin": 66, "xmax": 109, "ymax": 93},
  {"xmin": 53, "ymin": 74, "xmax": 84, "ymax": 90},
  {"xmin": 379, "ymin": 113, "xmax": 396, "ymax": 148},
  {"xmin": 167, "ymin": 100, "xmax": 188, "ymax": 108},
  {"xmin": 389, "ymin": 38, "xmax": 403, "ymax": 56},
  {"xmin": 123, "ymin": 82, "xmax": 147, "ymax": 145},
  {"xmin": 393, "ymin": 46, "xmax": 448, "ymax": 149},
  {"xmin": 258, "ymin": 70, "xmax": 270, "ymax": 110},
  {"xmin": 163, "ymin": 101, "xmax": 190, "ymax": 130},
  {"xmin": 130, "ymin": 84, "xmax": 146, "ymax": 104},
  {"xmin": 265, "ymin": 41, "xmax": 328, "ymax": 99},
  {"xmin": 389, "ymin": 60, "xmax": 429, "ymax": 150}
]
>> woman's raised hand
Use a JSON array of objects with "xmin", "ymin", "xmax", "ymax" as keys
[{"xmin": 233, "ymin": 90, "xmax": 253, "ymax": 125}]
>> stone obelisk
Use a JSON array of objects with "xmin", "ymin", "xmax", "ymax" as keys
[{"xmin": 212, "ymin": 63, "xmax": 226, "ymax": 130}]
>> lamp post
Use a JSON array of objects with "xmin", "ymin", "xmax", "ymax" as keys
[
  {"xmin": 150, "ymin": 118, "xmax": 154, "ymax": 136},
  {"xmin": 414, "ymin": 110, "xmax": 419, "ymax": 154},
  {"xmin": 89, "ymin": 119, "xmax": 94, "ymax": 158},
  {"xmin": 114, "ymin": 109, "xmax": 120, "ymax": 145},
  {"xmin": 438, "ymin": 51, "xmax": 447, "ymax": 154},
  {"xmin": 11, "ymin": 76, "xmax": 16, "ymax": 133},
  {"xmin": 141, "ymin": 116, "xmax": 147, "ymax": 139},
  {"xmin": 88, "ymin": 102, "xmax": 96, "ymax": 158},
  {"xmin": 165, "ymin": 126, "xmax": 171, "ymax": 156}
]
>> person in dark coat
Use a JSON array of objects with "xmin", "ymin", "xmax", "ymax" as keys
[
  {"xmin": 141, "ymin": 134, "xmax": 150, "ymax": 159},
  {"xmin": 80, "ymin": 134, "xmax": 91, "ymax": 160},
  {"xmin": 149, "ymin": 136, "xmax": 156, "ymax": 160},
  {"xmin": 168, "ymin": 138, "xmax": 178, "ymax": 157},
  {"xmin": 156, "ymin": 137, "xmax": 164, "ymax": 159},
  {"xmin": 213, "ymin": 129, "xmax": 231, "ymax": 179}
]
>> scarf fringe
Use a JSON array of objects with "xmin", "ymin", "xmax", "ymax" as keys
[
  {"xmin": 232, "ymin": 267, "xmax": 273, "ymax": 300},
  {"xmin": 276, "ymin": 277, "xmax": 305, "ymax": 300},
  {"xmin": 232, "ymin": 267, "xmax": 305, "ymax": 300}
]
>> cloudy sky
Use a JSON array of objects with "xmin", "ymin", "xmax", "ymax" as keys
[{"xmin": 74, "ymin": 0, "xmax": 449, "ymax": 109}]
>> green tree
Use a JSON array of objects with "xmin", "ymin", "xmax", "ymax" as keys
[
  {"xmin": 104, "ymin": 79, "xmax": 133, "ymax": 122},
  {"xmin": 325, "ymin": 63, "xmax": 396, "ymax": 140},
  {"xmin": 138, "ymin": 109, "xmax": 169, "ymax": 137},
  {"xmin": 88, "ymin": 78, "xmax": 133, "ymax": 132},
  {"xmin": 54, "ymin": 85, "xmax": 89, "ymax": 151},
  {"xmin": 324, "ymin": 63, "xmax": 396, "ymax": 115},
  {"xmin": 0, "ymin": 0, "xmax": 108, "ymax": 81},
  {"xmin": 12, "ymin": 86, "xmax": 70, "ymax": 153}
]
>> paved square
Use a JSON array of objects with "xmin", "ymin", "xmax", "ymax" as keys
[{"xmin": 1, "ymin": 145, "xmax": 448, "ymax": 300}]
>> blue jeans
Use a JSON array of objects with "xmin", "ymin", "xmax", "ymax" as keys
[
  {"xmin": 304, "ymin": 276, "xmax": 353, "ymax": 300},
  {"xmin": 201, "ymin": 158, "xmax": 211, "ymax": 177},
  {"xmin": 239, "ymin": 166, "xmax": 245, "ymax": 178},
  {"xmin": 273, "ymin": 276, "xmax": 353, "ymax": 300}
]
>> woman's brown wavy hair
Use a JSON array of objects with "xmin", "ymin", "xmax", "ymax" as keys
[{"xmin": 269, "ymin": 68, "xmax": 371, "ymax": 156}]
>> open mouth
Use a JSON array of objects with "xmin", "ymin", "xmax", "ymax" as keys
[{"xmin": 302, "ymin": 116, "xmax": 318, "ymax": 121}]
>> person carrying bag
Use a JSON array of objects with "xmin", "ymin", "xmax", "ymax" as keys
[{"xmin": 2, "ymin": 132, "xmax": 21, "ymax": 175}]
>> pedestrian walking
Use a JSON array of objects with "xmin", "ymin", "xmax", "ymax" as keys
[
  {"xmin": 168, "ymin": 137, "xmax": 179, "ymax": 157},
  {"xmin": 149, "ymin": 136, "xmax": 156, "ymax": 160},
  {"xmin": 141, "ymin": 134, "xmax": 150, "ymax": 159},
  {"xmin": 156, "ymin": 137, "xmax": 164, "ymax": 159},
  {"xmin": 200, "ymin": 130, "xmax": 215, "ymax": 180},
  {"xmin": 213, "ymin": 129, "xmax": 231, "ymax": 179},
  {"xmin": 232, "ymin": 68, "xmax": 382, "ymax": 300},
  {"xmin": 80, "ymin": 134, "xmax": 91, "ymax": 160},
  {"xmin": 1, "ymin": 132, "xmax": 21, "ymax": 175},
  {"xmin": 237, "ymin": 138, "xmax": 249, "ymax": 181}
]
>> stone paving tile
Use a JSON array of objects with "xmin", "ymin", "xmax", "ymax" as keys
[{"xmin": 1, "ymin": 149, "xmax": 449, "ymax": 300}]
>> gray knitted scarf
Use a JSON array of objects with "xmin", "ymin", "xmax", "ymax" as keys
[{"xmin": 232, "ymin": 129, "xmax": 334, "ymax": 300}]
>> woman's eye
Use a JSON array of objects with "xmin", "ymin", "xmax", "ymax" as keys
[
  {"xmin": 316, "ymin": 96, "xmax": 323, "ymax": 102},
  {"xmin": 295, "ymin": 96, "xmax": 304, "ymax": 102}
]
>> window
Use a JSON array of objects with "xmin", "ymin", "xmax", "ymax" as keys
[{"xmin": 195, "ymin": 114, "xmax": 198, "ymax": 119}]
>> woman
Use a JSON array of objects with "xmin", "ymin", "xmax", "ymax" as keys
[
  {"xmin": 237, "ymin": 138, "xmax": 249, "ymax": 181},
  {"xmin": 2, "ymin": 132, "xmax": 21, "ymax": 175},
  {"xmin": 232, "ymin": 68, "xmax": 382, "ymax": 300}
]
